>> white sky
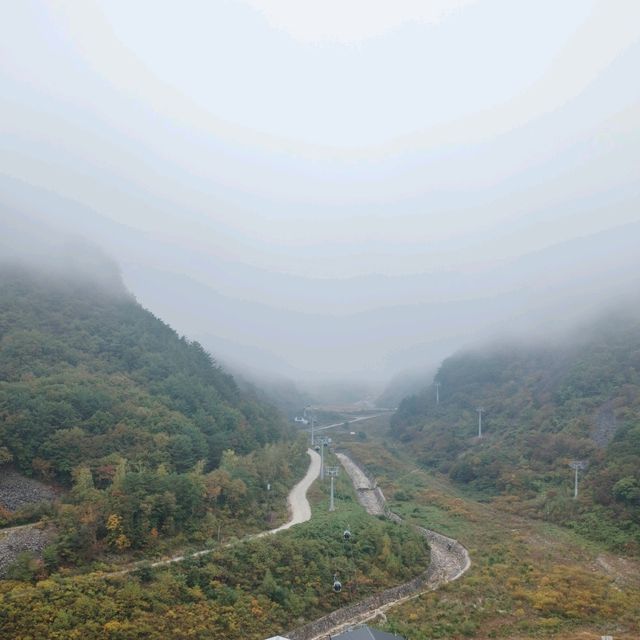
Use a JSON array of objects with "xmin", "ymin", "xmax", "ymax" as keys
[
  {"xmin": 2, "ymin": 1, "xmax": 640, "ymax": 382},
  {"xmin": 2, "ymin": 0, "xmax": 640, "ymax": 278}
]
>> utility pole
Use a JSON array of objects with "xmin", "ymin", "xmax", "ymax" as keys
[
  {"xmin": 305, "ymin": 406, "xmax": 316, "ymax": 446},
  {"xmin": 435, "ymin": 381, "xmax": 441, "ymax": 405},
  {"xmin": 326, "ymin": 466, "xmax": 339, "ymax": 511},
  {"xmin": 264, "ymin": 481, "xmax": 272, "ymax": 524},
  {"xmin": 476, "ymin": 407, "xmax": 484, "ymax": 437},
  {"xmin": 569, "ymin": 460, "xmax": 587, "ymax": 498},
  {"xmin": 318, "ymin": 437, "xmax": 330, "ymax": 480}
]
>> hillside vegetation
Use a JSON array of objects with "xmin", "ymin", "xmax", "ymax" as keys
[
  {"xmin": 344, "ymin": 423, "xmax": 640, "ymax": 640},
  {"xmin": 391, "ymin": 309, "xmax": 640, "ymax": 553},
  {"xmin": 0, "ymin": 444, "xmax": 431, "ymax": 640},
  {"xmin": 0, "ymin": 263, "xmax": 300, "ymax": 565}
]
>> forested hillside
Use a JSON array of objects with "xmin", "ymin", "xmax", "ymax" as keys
[
  {"xmin": 0, "ymin": 262, "xmax": 301, "ymax": 564},
  {"xmin": 391, "ymin": 308, "xmax": 640, "ymax": 553}
]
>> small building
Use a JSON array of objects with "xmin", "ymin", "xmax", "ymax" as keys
[{"xmin": 331, "ymin": 625, "xmax": 405, "ymax": 640}]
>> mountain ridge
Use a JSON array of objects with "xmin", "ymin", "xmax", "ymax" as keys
[{"xmin": 390, "ymin": 305, "xmax": 640, "ymax": 553}]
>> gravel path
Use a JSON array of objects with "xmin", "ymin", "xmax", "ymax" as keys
[
  {"xmin": 335, "ymin": 453, "xmax": 386, "ymax": 516},
  {"xmin": 337, "ymin": 453, "xmax": 470, "ymax": 585},
  {"xmin": 262, "ymin": 448, "xmax": 321, "ymax": 534},
  {"xmin": 335, "ymin": 453, "xmax": 374, "ymax": 492}
]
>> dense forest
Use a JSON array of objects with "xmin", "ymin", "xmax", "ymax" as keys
[
  {"xmin": 391, "ymin": 307, "xmax": 640, "ymax": 553},
  {"xmin": 0, "ymin": 262, "xmax": 301, "ymax": 564}
]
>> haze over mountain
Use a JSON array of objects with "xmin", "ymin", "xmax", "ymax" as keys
[
  {"xmin": 390, "ymin": 304, "xmax": 640, "ymax": 552},
  {"xmin": 4, "ymin": 184, "xmax": 640, "ymax": 389},
  {"xmin": 2, "ymin": 1, "xmax": 640, "ymax": 390}
]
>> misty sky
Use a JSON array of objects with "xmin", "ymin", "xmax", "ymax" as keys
[{"xmin": 2, "ymin": 1, "xmax": 640, "ymax": 384}]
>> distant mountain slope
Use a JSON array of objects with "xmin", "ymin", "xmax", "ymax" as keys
[
  {"xmin": 4, "ymin": 176, "xmax": 640, "ymax": 381},
  {"xmin": 0, "ymin": 261, "xmax": 290, "ymax": 483},
  {"xmin": 391, "ymin": 308, "xmax": 640, "ymax": 553}
]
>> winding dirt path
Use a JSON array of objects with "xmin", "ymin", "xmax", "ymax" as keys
[
  {"xmin": 1, "ymin": 450, "xmax": 321, "ymax": 579},
  {"xmin": 255, "ymin": 448, "xmax": 321, "ymax": 536},
  {"xmin": 138, "ymin": 448, "xmax": 321, "ymax": 571},
  {"xmin": 287, "ymin": 453, "xmax": 471, "ymax": 640},
  {"xmin": 4, "ymin": 448, "xmax": 319, "ymax": 580}
]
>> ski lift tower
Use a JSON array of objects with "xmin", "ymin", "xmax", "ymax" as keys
[
  {"xmin": 325, "ymin": 466, "xmax": 339, "ymax": 511},
  {"xmin": 569, "ymin": 460, "xmax": 587, "ymax": 498},
  {"xmin": 476, "ymin": 407, "xmax": 484, "ymax": 438},
  {"xmin": 317, "ymin": 436, "xmax": 331, "ymax": 480}
]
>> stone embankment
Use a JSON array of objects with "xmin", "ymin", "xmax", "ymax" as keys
[
  {"xmin": 0, "ymin": 468, "xmax": 57, "ymax": 577},
  {"xmin": 287, "ymin": 453, "xmax": 470, "ymax": 640},
  {"xmin": 0, "ymin": 469, "xmax": 57, "ymax": 512},
  {"xmin": 334, "ymin": 453, "xmax": 387, "ymax": 517},
  {"xmin": 0, "ymin": 524, "xmax": 53, "ymax": 578}
]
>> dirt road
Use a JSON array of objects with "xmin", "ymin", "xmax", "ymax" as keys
[
  {"xmin": 263, "ymin": 448, "xmax": 321, "ymax": 534},
  {"xmin": 138, "ymin": 448, "xmax": 320, "ymax": 571},
  {"xmin": 311, "ymin": 414, "xmax": 385, "ymax": 434}
]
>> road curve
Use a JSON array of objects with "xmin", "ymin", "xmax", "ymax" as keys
[
  {"xmin": 150, "ymin": 448, "xmax": 321, "ymax": 567},
  {"xmin": 287, "ymin": 452, "xmax": 471, "ymax": 640},
  {"xmin": 266, "ymin": 448, "xmax": 321, "ymax": 534},
  {"xmin": 79, "ymin": 448, "xmax": 321, "ymax": 576},
  {"xmin": 270, "ymin": 449, "xmax": 320, "ymax": 535},
  {"xmin": 310, "ymin": 414, "xmax": 385, "ymax": 434}
]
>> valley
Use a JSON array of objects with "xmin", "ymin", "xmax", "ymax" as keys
[
  {"xmin": 1, "ymin": 263, "xmax": 639, "ymax": 639},
  {"xmin": 334, "ymin": 416, "xmax": 640, "ymax": 639},
  {"xmin": 3, "ymin": 4, "xmax": 640, "ymax": 637}
]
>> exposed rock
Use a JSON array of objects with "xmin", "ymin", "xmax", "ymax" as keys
[
  {"xmin": 0, "ymin": 469, "xmax": 57, "ymax": 512},
  {"xmin": 592, "ymin": 401, "xmax": 618, "ymax": 448},
  {"xmin": 0, "ymin": 524, "xmax": 53, "ymax": 578}
]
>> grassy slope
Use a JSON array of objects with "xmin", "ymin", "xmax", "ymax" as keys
[{"xmin": 346, "ymin": 417, "xmax": 640, "ymax": 640}]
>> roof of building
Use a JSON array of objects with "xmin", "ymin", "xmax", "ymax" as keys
[{"xmin": 331, "ymin": 625, "xmax": 404, "ymax": 640}]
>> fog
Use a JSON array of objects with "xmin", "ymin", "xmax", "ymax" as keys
[{"xmin": 2, "ymin": 1, "xmax": 640, "ymax": 396}]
